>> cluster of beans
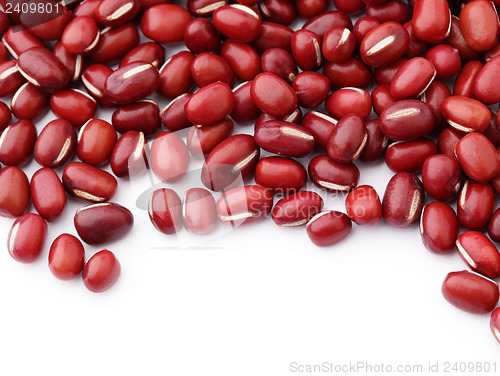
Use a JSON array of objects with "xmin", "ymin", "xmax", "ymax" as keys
[{"xmin": 0, "ymin": 0, "xmax": 500, "ymax": 342}]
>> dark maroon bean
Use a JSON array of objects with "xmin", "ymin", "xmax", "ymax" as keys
[
  {"xmin": 301, "ymin": 111, "xmax": 338, "ymax": 150},
  {"xmin": 488, "ymin": 208, "xmax": 500, "ymax": 243},
  {"xmin": 457, "ymin": 180, "xmax": 495, "ymax": 231},
  {"xmin": 261, "ymin": 48, "xmax": 297, "ymax": 83},
  {"xmin": 380, "ymin": 99, "xmax": 434, "ymax": 141},
  {"xmin": 0, "ymin": 119, "xmax": 37, "ymax": 167},
  {"xmin": 10, "ymin": 83, "xmax": 50, "ymax": 121},
  {"xmin": 112, "ymin": 100, "xmax": 161, "ymax": 136},
  {"xmin": 327, "ymin": 114, "xmax": 367, "ymax": 163},
  {"xmin": 95, "ymin": 0, "xmax": 141, "ymax": 27},
  {"xmin": 110, "ymin": 131, "xmax": 147, "ymax": 178},
  {"xmin": 360, "ymin": 119, "xmax": 388, "ymax": 162},
  {"xmin": 308, "ymin": 155, "xmax": 359, "ymax": 192},
  {"xmin": 254, "ymin": 121, "xmax": 314, "ymax": 158},
  {"xmin": 231, "ymin": 81, "xmax": 262, "ymax": 124},
  {"xmin": 291, "ymin": 29, "xmax": 323, "ymax": 70},
  {"xmin": 148, "ymin": 188, "xmax": 182, "ymax": 235},
  {"xmin": 119, "ymin": 42, "xmax": 165, "ymax": 69},
  {"xmin": 158, "ymin": 51, "xmax": 195, "ymax": 99},
  {"xmin": 89, "ymin": 23, "xmax": 140, "ymax": 64},
  {"xmin": 184, "ymin": 18, "xmax": 221, "ymax": 54},
  {"xmin": 34, "ymin": 119, "xmax": 77, "ymax": 168},
  {"xmin": 0, "ymin": 61, "xmax": 25, "ymax": 97},
  {"xmin": 421, "ymin": 154, "xmax": 462, "ymax": 202},
  {"xmin": 160, "ymin": 93, "xmax": 193, "ymax": 132},
  {"xmin": 252, "ymin": 22, "xmax": 293, "ymax": 54},
  {"xmin": 323, "ymin": 57, "xmax": 373, "ymax": 89}
]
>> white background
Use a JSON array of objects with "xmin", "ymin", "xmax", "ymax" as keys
[{"xmin": 0, "ymin": 2, "xmax": 499, "ymax": 376}]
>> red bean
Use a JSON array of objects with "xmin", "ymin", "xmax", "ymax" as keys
[
  {"xmin": 255, "ymin": 121, "xmax": 314, "ymax": 158},
  {"xmin": 82, "ymin": 249, "xmax": 121, "ymax": 293},
  {"xmin": 272, "ymin": 191, "xmax": 323, "ymax": 227},
  {"xmin": 150, "ymin": 131, "xmax": 189, "ymax": 183},
  {"xmin": 457, "ymin": 180, "xmax": 495, "ymax": 231},
  {"xmin": 48, "ymin": 234, "xmax": 85, "ymax": 281},
  {"xmin": 0, "ymin": 167, "xmax": 30, "ymax": 218},
  {"xmin": 421, "ymin": 154, "xmax": 462, "ymax": 202},
  {"xmin": 95, "ymin": 0, "xmax": 141, "ymax": 27},
  {"xmin": 75, "ymin": 202, "xmax": 133, "ymax": 245},
  {"xmin": 158, "ymin": 51, "xmax": 195, "ymax": 99},
  {"xmin": 455, "ymin": 132, "xmax": 500, "ymax": 183},
  {"xmin": 63, "ymin": 162, "xmax": 118, "ymax": 202},
  {"xmin": 260, "ymin": 0, "xmax": 296, "ymax": 26},
  {"xmin": 2, "ymin": 25, "xmax": 47, "ymax": 60},
  {"xmin": 187, "ymin": 0, "xmax": 227, "ymax": 17},
  {"xmin": 291, "ymin": 29, "xmax": 324, "ymax": 71},
  {"xmin": 183, "ymin": 188, "xmax": 217, "ymax": 235},
  {"xmin": 473, "ymin": 56, "xmax": 500, "ymax": 105},
  {"xmin": 306, "ymin": 211, "xmax": 352, "ymax": 247},
  {"xmin": 148, "ymin": 188, "xmax": 182, "ymax": 235},
  {"xmin": 292, "ymin": 71, "xmax": 330, "ymax": 109},
  {"xmin": 0, "ymin": 102, "xmax": 11, "ymax": 134},
  {"xmin": 437, "ymin": 128, "xmax": 462, "ymax": 158},
  {"xmin": 120, "ymin": 42, "xmax": 165, "ymax": 69},
  {"xmin": 213, "ymin": 4, "xmax": 262, "ymax": 43},
  {"xmin": 110, "ymin": 131, "xmax": 147, "ymax": 178},
  {"xmin": 187, "ymin": 118, "xmax": 234, "ymax": 158},
  {"xmin": 326, "ymin": 87, "xmax": 372, "ymax": 120},
  {"xmin": 141, "ymin": 4, "xmax": 192, "ymax": 44},
  {"xmin": 30, "ymin": 168, "xmax": 67, "ymax": 222},
  {"xmin": 390, "ymin": 57, "xmax": 436, "ymax": 100},
  {"xmin": 296, "ymin": 0, "xmax": 328, "ymax": 19},
  {"xmin": 353, "ymin": 16, "xmax": 381, "ymax": 44},
  {"xmin": 77, "ymin": 119, "xmax": 117, "ymax": 167},
  {"xmin": 442, "ymin": 270, "xmax": 499, "ymax": 314},
  {"xmin": 89, "ymin": 23, "xmax": 140, "ymax": 64},
  {"xmin": 34, "ymin": 119, "xmax": 77, "ymax": 168},
  {"xmin": 201, "ymin": 134, "xmax": 259, "ymax": 191},
  {"xmin": 0, "ymin": 119, "xmax": 37, "ymax": 167},
  {"xmin": 491, "ymin": 308, "xmax": 500, "ymax": 343},
  {"xmin": 185, "ymin": 82, "xmax": 235, "ymax": 125},
  {"xmin": 61, "ymin": 16, "xmax": 100, "ymax": 55},
  {"xmin": 217, "ymin": 185, "xmax": 273, "ymax": 227},
  {"xmin": 112, "ymin": 100, "xmax": 160, "ymax": 136},
  {"xmin": 231, "ymin": 81, "xmax": 262, "ymax": 123},
  {"xmin": 23, "ymin": 7, "xmax": 72, "ymax": 41},
  {"xmin": 446, "ymin": 15, "xmax": 481, "ymax": 62},
  {"xmin": 385, "ymin": 138, "xmax": 437, "ymax": 173},
  {"xmin": 360, "ymin": 21, "xmax": 409, "ymax": 67},
  {"xmin": 456, "ymin": 231, "xmax": 500, "ymax": 280},
  {"xmin": 382, "ymin": 172, "xmax": 424, "ymax": 228},
  {"xmin": 374, "ymin": 57, "xmax": 408, "ymax": 85},
  {"xmin": 419, "ymin": 202, "xmax": 458, "ymax": 255},
  {"xmin": 403, "ymin": 20, "xmax": 430, "ymax": 58},
  {"xmin": 160, "ymin": 94, "xmax": 193, "ymax": 132},
  {"xmin": 10, "ymin": 83, "xmax": 50, "ymax": 121},
  {"xmin": 380, "ymin": 99, "xmax": 434, "ymax": 141},
  {"xmin": 104, "ymin": 62, "xmax": 160, "ymax": 105},
  {"xmin": 191, "ymin": 52, "xmax": 235, "ymax": 88},
  {"xmin": 411, "ymin": 0, "xmax": 451, "ymax": 44},
  {"xmin": 359, "ymin": 119, "xmax": 388, "ymax": 162},
  {"xmin": 255, "ymin": 156, "xmax": 307, "ymax": 194},
  {"xmin": 184, "ymin": 18, "xmax": 221, "ymax": 54},
  {"xmin": 0, "ymin": 61, "xmax": 25, "ymax": 97},
  {"xmin": 322, "ymin": 25, "xmax": 355, "ymax": 64},
  {"xmin": 308, "ymin": 155, "xmax": 359, "ymax": 192},
  {"xmin": 302, "ymin": 11, "xmax": 352, "ymax": 38},
  {"xmin": 327, "ymin": 114, "xmax": 367, "ymax": 163},
  {"xmin": 260, "ymin": 48, "xmax": 297, "ymax": 84},
  {"xmin": 252, "ymin": 22, "xmax": 293, "ymax": 54},
  {"xmin": 365, "ymin": 0, "xmax": 411, "ymax": 24},
  {"xmin": 50, "ymin": 89, "xmax": 97, "ymax": 128},
  {"xmin": 81, "ymin": 64, "xmax": 115, "ymax": 107},
  {"xmin": 333, "ymin": 0, "xmax": 365, "ymax": 14},
  {"xmin": 53, "ymin": 42, "xmax": 83, "ymax": 82},
  {"xmin": 301, "ymin": 111, "xmax": 338, "ymax": 150},
  {"xmin": 441, "ymin": 96, "xmax": 490, "ymax": 134},
  {"xmin": 221, "ymin": 40, "xmax": 261, "ymax": 82},
  {"xmin": 459, "ymin": 0, "xmax": 499, "ymax": 52},
  {"xmin": 421, "ymin": 80, "xmax": 451, "ymax": 132},
  {"xmin": 345, "ymin": 185, "xmax": 382, "ymax": 226},
  {"xmin": 372, "ymin": 84, "xmax": 395, "ymax": 115},
  {"xmin": 424, "ymin": 44, "xmax": 460, "ymax": 80},
  {"xmin": 251, "ymin": 73, "xmax": 298, "ymax": 117},
  {"xmin": 7, "ymin": 213, "xmax": 47, "ymax": 263},
  {"xmin": 488, "ymin": 208, "xmax": 500, "ymax": 243},
  {"xmin": 323, "ymin": 57, "xmax": 373, "ymax": 89}
]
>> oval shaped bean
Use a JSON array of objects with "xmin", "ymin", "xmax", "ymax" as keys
[
  {"xmin": 306, "ymin": 211, "xmax": 352, "ymax": 247},
  {"xmin": 345, "ymin": 185, "xmax": 382, "ymax": 226},
  {"xmin": 48, "ymin": 234, "xmax": 85, "ymax": 281},
  {"xmin": 8, "ymin": 213, "xmax": 47, "ymax": 263},
  {"xmin": 390, "ymin": 57, "xmax": 436, "ymax": 100},
  {"xmin": 185, "ymin": 82, "xmax": 235, "ymax": 126},
  {"xmin": 77, "ymin": 119, "xmax": 117, "ymax": 166},
  {"xmin": 360, "ymin": 21, "xmax": 409, "ymax": 67},
  {"xmin": 456, "ymin": 231, "xmax": 500, "ymax": 280},
  {"xmin": 255, "ymin": 156, "xmax": 306, "ymax": 194},
  {"xmin": 308, "ymin": 155, "xmax": 359, "ymax": 192},
  {"xmin": 455, "ymin": 133, "xmax": 500, "ymax": 183},
  {"xmin": 213, "ymin": 4, "xmax": 262, "ymax": 43},
  {"xmin": 50, "ymin": 89, "xmax": 97, "ymax": 128},
  {"xmin": 112, "ymin": 100, "xmax": 161, "ymax": 136},
  {"xmin": 30, "ymin": 168, "xmax": 66, "ymax": 222},
  {"xmin": 183, "ymin": 188, "xmax": 217, "ymax": 235},
  {"xmin": 250, "ymin": 72, "xmax": 298, "ymax": 117},
  {"xmin": 148, "ymin": 188, "xmax": 182, "ymax": 235},
  {"xmin": 457, "ymin": 180, "xmax": 495, "ymax": 231},
  {"xmin": 419, "ymin": 202, "xmax": 458, "ymax": 255},
  {"xmin": 82, "ymin": 249, "xmax": 121, "ymax": 293},
  {"xmin": 460, "ymin": 1, "xmax": 499, "ymax": 52},
  {"xmin": 441, "ymin": 96, "xmax": 490, "ymax": 134},
  {"xmin": 110, "ymin": 131, "xmax": 147, "ymax": 178},
  {"xmin": 254, "ymin": 121, "xmax": 314, "ymax": 158},
  {"xmin": 327, "ymin": 114, "xmax": 367, "ymax": 163},
  {"xmin": 62, "ymin": 162, "xmax": 117, "ymax": 202},
  {"xmin": 34, "ymin": 119, "xmax": 77, "ymax": 168},
  {"xmin": 150, "ymin": 131, "xmax": 189, "ymax": 183},
  {"xmin": 412, "ymin": 0, "xmax": 450, "ymax": 44},
  {"xmin": 187, "ymin": 118, "xmax": 234, "ymax": 158},
  {"xmin": 0, "ymin": 167, "xmax": 30, "ymax": 218},
  {"xmin": 491, "ymin": 308, "xmax": 500, "ymax": 344},
  {"xmin": 380, "ymin": 100, "xmax": 434, "ymax": 141},
  {"xmin": 385, "ymin": 138, "xmax": 437, "ymax": 173},
  {"xmin": 272, "ymin": 191, "xmax": 323, "ymax": 227},
  {"xmin": 0, "ymin": 119, "xmax": 37, "ymax": 167},
  {"xmin": 300, "ymin": 111, "xmax": 338, "ymax": 150},
  {"xmin": 421, "ymin": 154, "xmax": 462, "ymax": 202}
]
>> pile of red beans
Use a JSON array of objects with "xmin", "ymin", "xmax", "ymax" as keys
[{"xmin": 0, "ymin": 0, "xmax": 500, "ymax": 343}]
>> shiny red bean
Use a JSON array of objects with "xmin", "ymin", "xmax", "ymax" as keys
[
  {"xmin": 255, "ymin": 156, "xmax": 306, "ymax": 194},
  {"xmin": 424, "ymin": 44, "xmax": 460, "ymax": 80},
  {"xmin": 382, "ymin": 172, "xmax": 424, "ymax": 228},
  {"xmin": 421, "ymin": 154, "xmax": 462, "ymax": 202},
  {"xmin": 323, "ymin": 57, "xmax": 373, "ymax": 88},
  {"xmin": 61, "ymin": 16, "xmax": 100, "ymax": 55},
  {"xmin": 360, "ymin": 21, "xmax": 409, "ymax": 67},
  {"xmin": 322, "ymin": 25, "xmax": 355, "ymax": 64},
  {"xmin": 191, "ymin": 52, "xmax": 234, "ymax": 88},
  {"xmin": 301, "ymin": 111, "xmax": 338, "ymax": 150},
  {"xmin": 0, "ymin": 102, "xmax": 11, "ymax": 133},
  {"xmin": 81, "ymin": 64, "xmax": 115, "ymax": 107},
  {"xmin": 10, "ymin": 83, "xmax": 50, "ymax": 121},
  {"xmin": 292, "ymin": 71, "xmax": 330, "ymax": 109},
  {"xmin": 345, "ymin": 185, "xmax": 382, "ymax": 226},
  {"xmin": 441, "ymin": 96, "xmax": 490, "ymax": 134},
  {"xmin": 473, "ymin": 56, "xmax": 500, "ymax": 105},
  {"xmin": 302, "ymin": 11, "xmax": 352, "ymax": 38},
  {"xmin": 260, "ymin": 0, "xmax": 296, "ymax": 26},
  {"xmin": 360, "ymin": 119, "xmax": 388, "ymax": 162},
  {"xmin": 261, "ymin": 48, "xmax": 297, "ymax": 83},
  {"xmin": 7, "ymin": 213, "xmax": 47, "ymax": 263},
  {"xmin": 158, "ymin": 51, "xmax": 195, "ymax": 99},
  {"xmin": 455, "ymin": 132, "xmax": 500, "ymax": 183},
  {"xmin": 213, "ymin": 4, "xmax": 262, "ymax": 43},
  {"xmin": 62, "ymin": 162, "xmax": 118, "ymax": 202},
  {"xmin": 160, "ymin": 94, "xmax": 193, "ymax": 132},
  {"xmin": 296, "ymin": 0, "xmax": 328, "ymax": 19},
  {"xmin": 0, "ymin": 61, "xmax": 25, "ymax": 97},
  {"xmin": 231, "ymin": 81, "xmax": 262, "ymax": 124},
  {"xmin": 460, "ymin": 0, "xmax": 499, "ymax": 52},
  {"xmin": 252, "ymin": 22, "xmax": 293, "ymax": 54},
  {"xmin": 48, "ymin": 234, "xmax": 85, "ymax": 281},
  {"xmin": 148, "ymin": 188, "xmax": 182, "ymax": 235},
  {"xmin": 104, "ymin": 62, "xmax": 160, "ymax": 105},
  {"xmin": 353, "ymin": 16, "xmax": 381, "ymax": 44},
  {"xmin": 421, "ymin": 80, "xmax": 451, "ymax": 132},
  {"xmin": 112, "ymin": 100, "xmax": 161, "ymax": 136},
  {"xmin": 308, "ymin": 155, "xmax": 360, "ymax": 192},
  {"xmin": 326, "ymin": 87, "xmax": 372, "ymax": 120},
  {"xmin": 437, "ymin": 128, "xmax": 462, "ymax": 158},
  {"xmin": 95, "ymin": 0, "xmax": 140, "ymax": 27},
  {"xmin": 185, "ymin": 82, "xmax": 235, "ymax": 125},
  {"xmin": 150, "ymin": 131, "xmax": 189, "ymax": 183},
  {"xmin": 0, "ymin": 119, "xmax": 37, "ymax": 167},
  {"xmin": 221, "ymin": 40, "xmax": 260, "ymax": 82},
  {"xmin": 380, "ymin": 100, "xmax": 434, "ymax": 141},
  {"xmin": 390, "ymin": 57, "xmax": 436, "ymax": 100},
  {"xmin": 456, "ymin": 231, "xmax": 500, "ymax": 279},
  {"xmin": 183, "ymin": 188, "xmax": 217, "ymax": 235},
  {"xmin": 184, "ymin": 18, "xmax": 221, "ymax": 54},
  {"xmin": 327, "ymin": 114, "xmax": 367, "ymax": 163},
  {"xmin": 374, "ymin": 57, "xmax": 408, "ymax": 85},
  {"xmin": 34, "ymin": 119, "xmax": 77, "ymax": 168},
  {"xmin": 419, "ymin": 202, "xmax": 458, "ymax": 255},
  {"xmin": 446, "ymin": 15, "xmax": 481, "ymax": 62},
  {"xmin": 141, "ymin": 4, "xmax": 192, "ymax": 44},
  {"xmin": 110, "ymin": 131, "xmax": 147, "ymax": 178},
  {"xmin": 0, "ymin": 167, "xmax": 30, "ymax": 218},
  {"xmin": 404, "ymin": 20, "xmax": 430, "ymax": 58},
  {"xmin": 187, "ymin": 0, "xmax": 228, "ymax": 17},
  {"xmin": 272, "ymin": 191, "xmax": 323, "ymax": 227},
  {"xmin": 50, "ymin": 89, "xmax": 97, "ymax": 127},
  {"xmin": 75, "ymin": 202, "xmax": 133, "ymax": 245},
  {"xmin": 291, "ymin": 29, "xmax": 323, "ymax": 71},
  {"xmin": 89, "ymin": 23, "xmax": 140, "ymax": 64},
  {"xmin": 187, "ymin": 118, "xmax": 234, "ymax": 158},
  {"xmin": 457, "ymin": 180, "xmax": 495, "ymax": 231},
  {"xmin": 217, "ymin": 185, "xmax": 273, "ymax": 227},
  {"xmin": 365, "ymin": 0, "xmax": 411, "ymax": 24},
  {"xmin": 254, "ymin": 121, "xmax": 314, "ymax": 158},
  {"xmin": 442, "ymin": 270, "xmax": 499, "ymax": 314},
  {"xmin": 385, "ymin": 138, "xmax": 437, "ymax": 173},
  {"xmin": 201, "ymin": 134, "xmax": 259, "ymax": 191},
  {"xmin": 372, "ymin": 84, "xmax": 395, "ymax": 115},
  {"xmin": 30, "ymin": 168, "xmax": 67, "ymax": 222},
  {"xmin": 2, "ymin": 25, "xmax": 47, "ymax": 59},
  {"xmin": 491, "ymin": 308, "xmax": 500, "ymax": 343},
  {"xmin": 412, "ymin": 0, "xmax": 451, "ymax": 44},
  {"xmin": 82, "ymin": 249, "xmax": 121, "ymax": 293},
  {"xmin": 307, "ymin": 211, "xmax": 352, "ymax": 247},
  {"xmin": 77, "ymin": 119, "xmax": 117, "ymax": 166},
  {"xmin": 120, "ymin": 42, "xmax": 165, "ymax": 69}
]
